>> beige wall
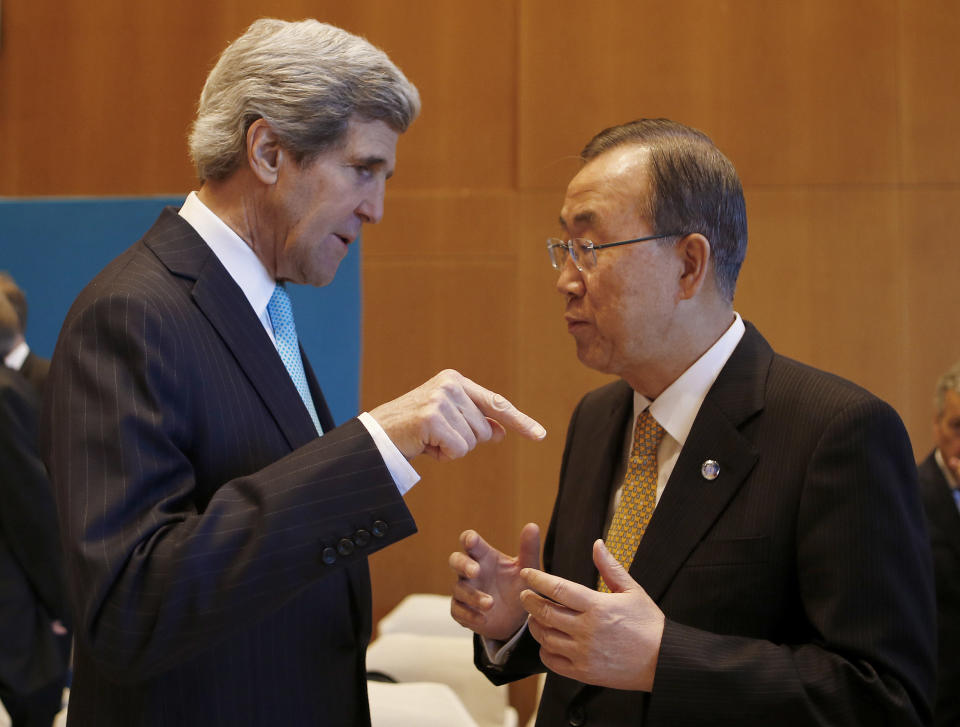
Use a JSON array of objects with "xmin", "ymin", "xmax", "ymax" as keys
[{"xmin": 3, "ymin": 0, "xmax": 958, "ymax": 719}]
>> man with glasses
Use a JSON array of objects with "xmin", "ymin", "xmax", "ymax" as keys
[{"xmin": 450, "ymin": 118, "xmax": 935, "ymax": 726}]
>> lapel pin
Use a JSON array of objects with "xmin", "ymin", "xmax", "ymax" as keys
[{"xmin": 701, "ymin": 459, "xmax": 720, "ymax": 481}]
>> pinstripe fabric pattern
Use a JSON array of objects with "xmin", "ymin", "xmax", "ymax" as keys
[
  {"xmin": 42, "ymin": 209, "xmax": 417, "ymax": 726},
  {"xmin": 480, "ymin": 323, "xmax": 935, "ymax": 727}
]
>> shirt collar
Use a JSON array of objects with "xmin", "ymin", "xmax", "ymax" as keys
[
  {"xmin": 3, "ymin": 340, "xmax": 29, "ymax": 371},
  {"xmin": 178, "ymin": 191, "xmax": 276, "ymax": 322},
  {"xmin": 636, "ymin": 313, "xmax": 746, "ymax": 446},
  {"xmin": 935, "ymin": 448, "xmax": 959, "ymax": 490}
]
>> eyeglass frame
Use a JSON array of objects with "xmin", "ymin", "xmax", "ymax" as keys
[{"xmin": 546, "ymin": 232, "xmax": 687, "ymax": 272}]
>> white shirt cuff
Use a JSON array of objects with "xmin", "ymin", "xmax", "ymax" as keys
[
  {"xmin": 482, "ymin": 618, "xmax": 529, "ymax": 666},
  {"xmin": 358, "ymin": 411, "xmax": 420, "ymax": 495}
]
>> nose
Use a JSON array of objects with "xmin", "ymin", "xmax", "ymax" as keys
[
  {"xmin": 356, "ymin": 183, "xmax": 386, "ymax": 224},
  {"xmin": 556, "ymin": 254, "xmax": 585, "ymax": 298}
]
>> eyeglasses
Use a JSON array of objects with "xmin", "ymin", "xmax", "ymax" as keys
[{"xmin": 546, "ymin": 233, "xmax": 685, "ymax": 272}]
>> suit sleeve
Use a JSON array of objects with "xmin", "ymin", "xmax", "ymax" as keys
[
  {"xmin": 42, "ymin": 289, "xmax": 416, "ymax": 683},
  {"xmin": 0, "ymin": 380, "xmax": 70, "ymax": 623},
  {"xmin": 647, "ymin": 397, "xmax": 936, "ymax": 726},
  {"xmin": 474, "ymin": 398, "xmax": 590, "ymax": 686}
]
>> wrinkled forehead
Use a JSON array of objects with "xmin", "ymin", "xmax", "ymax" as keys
[{"xmin": 560, "ymin": 145, "xmax": 651, "ymax": 233}]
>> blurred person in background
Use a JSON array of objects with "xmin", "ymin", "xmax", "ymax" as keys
[
  {"xmin": 0, "ymin": 273, "xmax": 49, "ymax": 396},
  {"xmin": 0, "ymin": 292, "xmax": 71, "ymax": 727},
  {"xmin": 918, "ymin": 360, "xmax": 960, "ymax": 727}
]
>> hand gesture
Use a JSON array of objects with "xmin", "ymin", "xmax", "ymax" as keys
[
  {"xmin": 450, "ymin": 523, "xmax": 541, "ymax": 641},
  {"xmin": 370, "ymin": 369, "xmax": 546, "ymax": 461},
  {"xmin": 520, "ymin": 539, "xmax": 665, "ymax": 692}
]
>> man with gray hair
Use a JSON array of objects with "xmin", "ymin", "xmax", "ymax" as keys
[
  {"xmin": 919, "ymin": 360, "xmax": 960, "ymax": 727},
  {"xmin": 43, "ymin": 18, "xmax": 544, "ymax": 727}
]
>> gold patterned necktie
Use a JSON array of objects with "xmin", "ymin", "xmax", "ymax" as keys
[{"xmin": 598, "ymin": 409, "xmax": 665, "ymax": 592}]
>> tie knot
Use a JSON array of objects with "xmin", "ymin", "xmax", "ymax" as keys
[{"xmin": 633, "ymin": 409, "xmax": 664, "ymax": 458}]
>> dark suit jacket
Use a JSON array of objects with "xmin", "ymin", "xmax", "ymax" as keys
[
  {"xmin": 918, "ymin": 451, "xmax": 960, "ymax": 727},
  {"xmin": 19, "ymin": 351, "xmax": 50, "ymax": 397},
  {"xmin": 480, "ymin": 324, "xmax": 935, "ymax": 726},
  {"xmin": 42, "ymin": 209, "xmax": 417, "ymax": 726},
  {"xmin": 0, "ymin": 366, "xmax": 70, "ymax": 695}
]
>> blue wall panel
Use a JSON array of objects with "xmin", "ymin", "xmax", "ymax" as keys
[{"xmin": 0, "ymin": 197, "xmax": 361, "ymax": 423}]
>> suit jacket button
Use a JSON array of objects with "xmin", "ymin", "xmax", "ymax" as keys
[
  {"xmin": 354, "ymin": 529, "xmax": 371, "ymax": 547},
  {"xmin": 372, "ymin": 520, "xmax": 389, "ymax": 538},
  {"xmin": 321, "ymin": 547, "xmax": 337, "ymax": 565},
  {"xmin": 337, "ymin": 538, "xmax": 355, "ymax": 556},
  {"xmin": 567, "ymin": 705, "xmax": 586, "ymax": 726}
]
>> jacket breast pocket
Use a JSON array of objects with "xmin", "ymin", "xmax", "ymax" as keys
[
  {"xmin": 666, "ymin": 536, "xmax": 776, "ymax": 635},
  {"xmin": 684, "ymin": 535, "xmax": 770, "ymax": 567}
]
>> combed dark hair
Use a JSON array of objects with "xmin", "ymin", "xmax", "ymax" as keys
[
  {"xmin": 189, "ymin": 18, "xmax": 421, "ymax": 182},
  {"xmin": 581, "ymin": 119, "xmax": 747, "ymax": 302}
]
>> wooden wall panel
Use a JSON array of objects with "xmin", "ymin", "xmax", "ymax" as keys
[
  {"xmin": 901, "ymin": 189, "xmax": 960, "ymax": 457},
  {"xmin": 518, "ymin": 0, "xmax": 901, "ymax": 190},
  {"xmin": 0, "ymin": 0, "xmax": 517, "ymax": 195},
  {"xmin": 736, "ymin": 187, "xmax": 908, "ymax": 410},
  {"xmin": 899, "ymin": 0, "xmax": 960, "ymax": 183}
]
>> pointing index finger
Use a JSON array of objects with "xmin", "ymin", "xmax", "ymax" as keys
[{"xmin": 464, "ymin": 380, "xmax": 546, "ymax": 440}]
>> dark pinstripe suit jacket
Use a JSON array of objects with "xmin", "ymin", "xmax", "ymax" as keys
[
  {"xmin": 918, "ymin": 452, "xmax": 960, "ymax": 727},
  {"xmin": 480, "ymin": 324, "xmax": 936, "ymax": 726},
  {"xmin": 42, "ymin": 209, "xmax": 417, "ymax": 726}
]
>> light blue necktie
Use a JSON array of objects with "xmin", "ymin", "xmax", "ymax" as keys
[{"xmin": 267, "ymin": 285, "xmax": 323, "ymax": 436}]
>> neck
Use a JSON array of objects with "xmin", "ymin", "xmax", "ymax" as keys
[
  {"xmin": 197, "ymin": 176, "xmax": 277, "ymax": 278},
  {"xmin": 623, "ymin": 303, "xmax": 734, "ymax": 399}
]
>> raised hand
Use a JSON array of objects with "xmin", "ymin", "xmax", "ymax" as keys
[
  {"xmin": 449, "ymin": 523, "xmax": 541, "ymax": 641},
  {"xmin": 519, "ymin": 539, "xmax": 665, "ymax": 692},
  {"xmin": 370, "ymin": 369, "xmax": 546, "ymax": 461}
]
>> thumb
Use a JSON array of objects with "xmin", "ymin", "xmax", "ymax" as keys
[
  {"xmin": 461, "ymin": 529, "xmax": 494, "ymax": 561},
  {"xmin": 593, "ymin": 539, "xmax": 635, "ymax": 593},
  {"xmin": 518, "ymin": 522, "xmax": 541, "ymax": 570}
]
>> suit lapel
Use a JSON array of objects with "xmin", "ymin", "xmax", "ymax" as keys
[
  {"xmin": 144, "ymin": 209, "xmax": 319, "ymax": 451},
  {"xmin": 629, "ymin": 324, "xmax": 769, "ymax": 600},
  {"xmin": 922, "ymin": 455, "xmax": 960, "ymax": 558},
  {"xmin": 561, "ymin": 382, "xmax": 633, "ymax": 589}
]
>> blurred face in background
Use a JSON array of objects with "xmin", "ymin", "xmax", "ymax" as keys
[{"xmin": 934, "ymin": 389, "xmax": 960, "ymax": 478}]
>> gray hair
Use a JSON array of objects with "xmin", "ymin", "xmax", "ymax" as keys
[
  {"xmin": 581, "ymin": 119, "xmax": 747, "ymax": 303},
  {"xmin": 189, "ymin": 18, "xmax": 421, "ymax": 181},
  {"xmin": 935, "ymin": 361, "xmax": 960, "ymax": 415}
]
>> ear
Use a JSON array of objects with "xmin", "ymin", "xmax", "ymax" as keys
[
  {"xmin": 676, "ymin": 233, "xmax": 711, "ymax": 301},
  {"xmin": 246, "ymin": 118, "xmax": 283, "ymax": 185}
]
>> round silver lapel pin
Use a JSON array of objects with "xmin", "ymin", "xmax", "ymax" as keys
[{"xmin": 701, "ymin": 459, "xmax": 720, "ymax": 481}]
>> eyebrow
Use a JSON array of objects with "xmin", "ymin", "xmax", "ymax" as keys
[
  {"xmin": 354, "ymin": 155, "xmax": 395, "ymax": 180},
  {"xmin": 558, "ymin": 210, "xmax": 596, "ymax": 231}
]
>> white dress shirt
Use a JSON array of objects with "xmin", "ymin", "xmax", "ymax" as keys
[
  {"xmin": 178, "ymin": 191, "xmax": 419, "ymax": 494},
  {"xmin": 3, "ymin": 340, "xmax": 29, "ymax": 370}
]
